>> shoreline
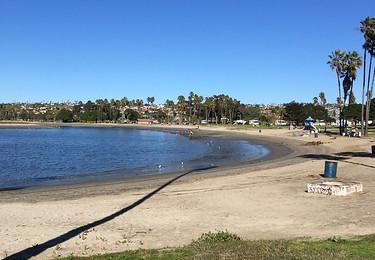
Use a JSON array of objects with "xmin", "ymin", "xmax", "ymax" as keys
[
  {"xmin": 1, "ymin": 125, "xmax": 374, "ymax": 259},
  {"xmin": 0, "ymin": 124, "xmax": 301, "ymax": 202}
]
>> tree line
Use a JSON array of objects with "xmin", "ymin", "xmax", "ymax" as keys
[{"xmin": 0, "ymin": 91, "xmax": 345, "ymax": 126}]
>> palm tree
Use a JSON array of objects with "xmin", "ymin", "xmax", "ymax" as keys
[
  {"xmin": 319, "ymin": 92, "xmax": 326, "ymax": 106},
  {"xmin": 193, "ymin": 94, "xmax": 203, "ymax": 122},
  {"xmin": 328, "ymin": 50, "xmax": 345, "ymax": 134},
  {"xmin": 177, "ymin": 95, "xmax": 186, "ymax": 123},
  {"xmin": 341, "ymin": 51, "xmax": 362, "ymax": 130},
  {"xmin": 342, "ymin": 52, "xmax": 362, "ymax": 105},
  {"xmin": 164, "ymin": 99, "xmax": 175, "ymax": 123},
  {"xmin": 120, "ymin": 97, "xmax": 129, "ymax": 107},
  {"xmin": 188, "ymin": 91, "xmax": 195, "ymax": 122},
  {"xmin": 360, "ymin": 17, "xmax": 375, "ymax": 136},
  {"xmin": 135, "ymin": 99, "xmax": 143, "ymax": 108},
  {"xmin": 328, "ymin": 50, "xmax": 345, "ymax": 102},
  {"xmin": 150, "ymin": 97, "xmax": 155, "ymax": 106},
  {"xmin": 313, "ymin": 97, "xmax": 319, "ymax": 106},
  {"xmin": 204, "ymin": 96, "xmax": 216, "ymax": 123}
]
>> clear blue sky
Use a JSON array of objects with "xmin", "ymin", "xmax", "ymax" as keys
[{"xmin": 0, "ymin": 0, "xmax": 374, "ymax": 104}]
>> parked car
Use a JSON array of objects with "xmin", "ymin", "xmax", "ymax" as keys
[
  {"xmin": 248, "ymin": 120, "xmax": 260, "ymax": 126},
  {"xmin": 233, "ymin": 120, "xmax": 247, "ymax": 125},
  {"xmin": 274, "ymin": 120, "xmax": 288, "ymax": 126}
]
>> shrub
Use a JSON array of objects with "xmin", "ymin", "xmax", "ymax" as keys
[{"xmin": 192, "ymin": 231, "xmax": 241, "ymax": 244}]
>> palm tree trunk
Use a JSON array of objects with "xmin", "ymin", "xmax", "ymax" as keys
[
  {"xmin": 365, "ymin": 62, "xmax": 375, "ymax": 133},
  {"xmin": 336, "ymin": 73, "xmax": 343, "ymax": 135},
  {"xmin": 361, "ymin": 49, "xmax": 367, "ymax": 136},
  {"xmin": 365, "ymin": 54, "xmax": 373, "ymax": 136},
  {"xmin": 337, "ymin": 73, "xmax": 342, "ymax": 101}
]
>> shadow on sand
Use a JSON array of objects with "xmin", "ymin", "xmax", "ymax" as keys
[
  {"xmin": 299, "ymin": 152, "xmax": 375, "ymax": 169},
  {"xmin": 5, "ymin": 166, "xmax": 216, "ymax": 260}
]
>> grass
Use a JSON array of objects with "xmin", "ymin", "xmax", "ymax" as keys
[{"xmin": 62, "ymin": 232, "xmax": 375, "ymax": 260}]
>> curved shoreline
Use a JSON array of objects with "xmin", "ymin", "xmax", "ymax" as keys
[
  {"xmin": 0, "ymin": 124, "xmax": 309, "ymax": 202},
  {"xmin": 2, "ymin": 126, "xmax": 375, "ymax": 259}
]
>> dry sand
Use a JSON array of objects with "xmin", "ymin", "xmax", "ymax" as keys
[{"xmin": 0, "ymin": 125, "xmax": 374, "ymax": 259}]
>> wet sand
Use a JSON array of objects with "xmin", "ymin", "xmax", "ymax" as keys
[{"xmin": 0, "ymin": 124, "xmax": 374, "ymax": 259}]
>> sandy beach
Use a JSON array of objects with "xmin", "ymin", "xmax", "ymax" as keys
[{"xmin": 1, "ymin": 125, "xmax": 374, "ymax": 259}]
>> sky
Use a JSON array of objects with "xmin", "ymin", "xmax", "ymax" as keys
[{"xmin": 0, "ymin": 0, "xmax": 374, "ymax": 104}]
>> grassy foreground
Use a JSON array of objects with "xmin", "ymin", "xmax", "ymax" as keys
[{"xmin": 64, "ymin": 232, "xmax": 375, "ymax": 260}]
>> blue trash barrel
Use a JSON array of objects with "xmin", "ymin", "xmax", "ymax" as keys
[
  {"xmin": 372, "ymin": 145, "xmax": 375, "ymax": 155},
  {"xmin": 324, "ymin": 161, "xmax": 337, "ymax": 178}
]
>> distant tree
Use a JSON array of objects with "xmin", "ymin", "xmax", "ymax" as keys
[
  {"xmin": 120, "ymin": 97, "xmax": 130, "ymax": 107},
  {"xmin": 344, "ymin": 104, "xmax": 362, "ymax": 126},
  {"xmin": 259, "ymin": 111, "xmax": 278, "ymax": 125},
  {"xmin": 56, "ymin": 109, "xmax": 73, "ymax": 122},
  {"xmin": 124, "ymin": 109, "xmax": 140, "ymax": 123},
  {"xmin": 146, "ymin": 97, "xmax": 155, "ymax": 105},
  {"xmin": 177, "ymin": 95, "xmax": 186, "ymax": 122},
  {"xmin": 306, "ymin": 104, "xmax": 329, "ymax": 121},
  {"xmin": 240, "ymin": 105, "xmax": 261, "ymax": 120},
  {"xmin": 284, "ymin": 102, "xmax": 330, "ymax": 127},
  {"xmin": 80, "ymin": 111, "xmax": 97, "ymax": 122},
  {"xmin": 153, "ymin": 110, "xmax": 167, "ymax": 122},
  {"xmin": 164, "ymin": 99, "xmax": 175, "ymax": 108},
  {"xmin": 284, "ymin": 102, "xmax": 306, "ymax": 124},
  {"xmin": 164, "ymin": 99, "xmax": 175, "ymax": 123},
  {"xmin": 319, "ymin": 92, "xmax": 327, "ymax": 106},
  {"xmin": 135, "ymin": 99, "xmax": 144, "ymax": 107},
  {"xmin": 313, "ymin": 97, "xmax": 319, "ymax": 106}
]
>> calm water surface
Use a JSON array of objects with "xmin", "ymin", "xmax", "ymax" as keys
[{"xmin": 0, "ymin": 127, "xmax": 269, "ymax": 188}]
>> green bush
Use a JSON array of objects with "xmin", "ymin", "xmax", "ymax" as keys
[{"xmin": 192, "ymin": 230, "xmax": 241, "ymax": 244}]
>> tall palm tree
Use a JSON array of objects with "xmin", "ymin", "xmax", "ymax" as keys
[
  {"xmin": 328, "ymin": 50, "xmax": 345, "ymax": 102},
  {"xmin": 319, "ymin": 92, "xmax": 327, "ymax": 106},
  {"xmin": 164, "ymin": 99, "xmax": 175, "ymax": 122},
  {"xmin": 135, "ymin": 99, "xmax": 143, "ymax": 108},
  {"xmin": 120, "ymin": 97, "xmax": 129, "ymax": 107},
  {"xmin": 343, "ymin": 51, "xmax": 362, "ymax": 105},
  {"xmin": 177, "ymin": 95, "xmax": 186, "ymax": 123},
  {"xmin": 188, "ymin": 91, "xmax": 195, "ymax": 122},
  {"xmin": 342, "ymin": 51, "xmax": 362, "ymax": 130},
  {"xmin": 203, "ymin": 97, "xmax": 212, "ymax": 122},
  {"xmin": 193, "ymin": 94, "xmax": 203, "ymax": 122},
  {"xmin": 328, "ymin": 50, "xmax": 345, "ymax": 134}
]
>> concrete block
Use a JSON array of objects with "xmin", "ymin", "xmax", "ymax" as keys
[{"xmin": 307, "ymin": 181, "xmax": 363, "ymax": 196}]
